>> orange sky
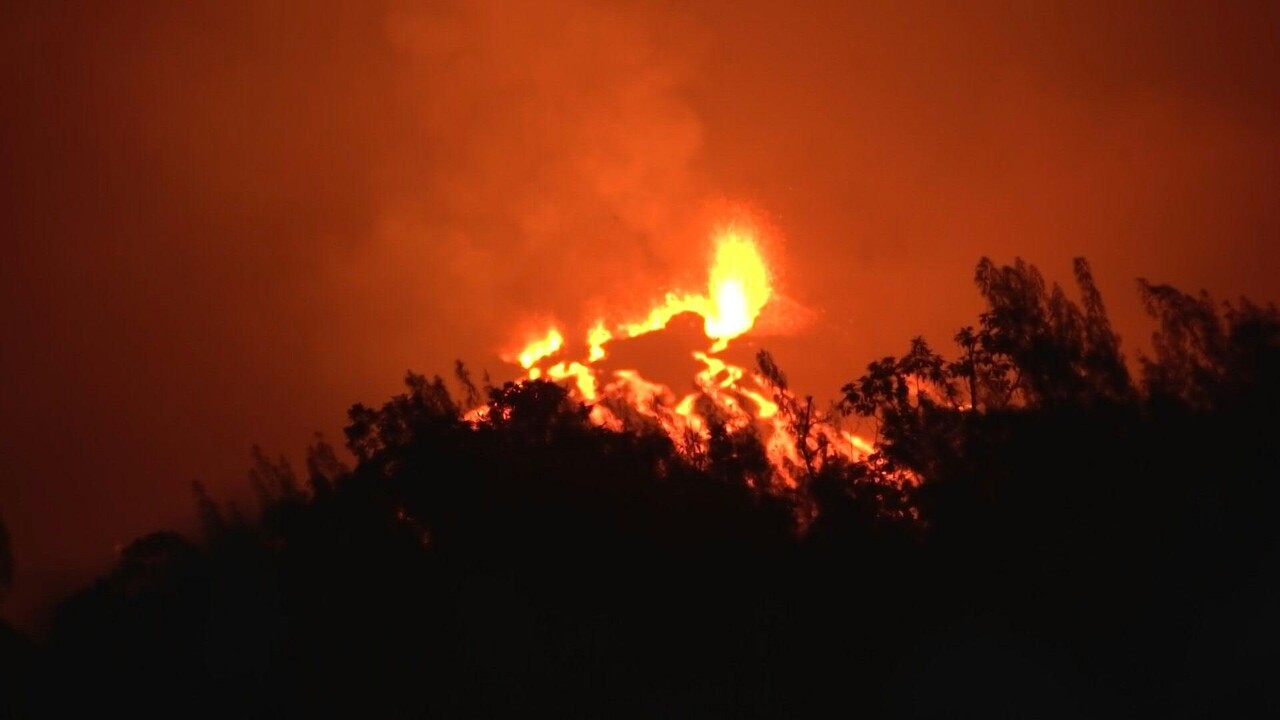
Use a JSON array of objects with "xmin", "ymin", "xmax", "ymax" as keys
[{"xmin": 2, "ymin": 0, "xmax": 1278, "ymax": 629}]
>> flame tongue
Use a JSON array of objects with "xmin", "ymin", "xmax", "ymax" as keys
[
  {"xmin": 513, "ymin": 328, "xmax": 564, "ymax": 376},
  {"xmin": 703, "ymin": 230, "xmax": 771, "ymax": 350},
  {"xmin": 615, "ymin": 225, "xmax": 772, "ymax": 353}
]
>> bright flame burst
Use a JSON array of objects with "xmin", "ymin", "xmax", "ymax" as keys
[{"xmin": 494, "ymin": 221, "xmax": 876, "ymax": 487}]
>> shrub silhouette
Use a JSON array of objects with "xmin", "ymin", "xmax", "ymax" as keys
[{"xmin": 20, "ymin": 257, "xmax": 1280, "ymax": 718}]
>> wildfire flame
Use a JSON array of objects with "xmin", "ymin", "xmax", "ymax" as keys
[
  {"xmin": 512, "ymin": 328, "xmax": 564, "ymax": 380},
  {"xmin": 615, "ymin": 229, "xmax": 773, "ymax": 354},
  {"xmin": 493, "ymin": 218, "xmax": 877, "ymax": 487}
]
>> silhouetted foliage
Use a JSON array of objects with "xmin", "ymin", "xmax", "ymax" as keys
[
  {"xmin": 835, "ymin": 257, "xmax": 1280, "ymax": 717},
  {"xmin": 1139, "ymin": 280, "xmax": 1280, "ymax": 411},
  {"xmin": 0, "ymin": 515, "xmax": 11, "ymax": 604},
  {"xmin": 23, "ymin": 258, "xmax": 1280, "ymax": 717},
  {"xmin": 0, "ymin": 515, "xmax": 39, "ymax": 720}
]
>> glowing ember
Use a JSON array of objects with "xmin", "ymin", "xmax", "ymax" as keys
[{"xmin": 497, "ymin": 219, "xmax": 877, "ymax": 486}]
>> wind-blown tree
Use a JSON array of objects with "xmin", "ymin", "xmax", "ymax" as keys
[
  {"xmin": 971, "ymin": 257, "xmax": 1132, "ymax": 406},
  {"xmin": 838, "ymin": 257, "xmax": 1139, "ymax": 486},
  {"xmin": 838, "ymin": 256, "xmax": 1280, "ymax": 716},
  {"xmin": 1139, "ymin": 280, "xmax": 1280, "ymax": 410}
]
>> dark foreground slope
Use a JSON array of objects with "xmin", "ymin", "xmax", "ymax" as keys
[{"xmin": 4, "ymin": 258, "xmax": 1278, "ymax": 718}]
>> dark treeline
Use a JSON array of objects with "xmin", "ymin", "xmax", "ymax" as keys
[{"xmin": 2, "ymin": 258, "xmax": 1278, "ymax": 717}]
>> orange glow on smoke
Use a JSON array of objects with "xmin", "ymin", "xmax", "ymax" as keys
[{"xmin": 497, "ymin": 217, "xmax": 879, "ymax": 486}]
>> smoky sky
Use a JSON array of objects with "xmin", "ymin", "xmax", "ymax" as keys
[{"xmin": 2, "ymin": 0, "xmax": 1278, "ymax": 628}]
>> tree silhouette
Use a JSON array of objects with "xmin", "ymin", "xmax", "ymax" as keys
[
  {"xmin": 835, "ymin": 257, "xmax": 1280, "ymax": 717},
  {"xmin": 20, "ymin": 257, "xmax": 1280, "ymax": 717},
  {"xmin": 0, "ymin": 515, "xmax": 11, "ymax": 604},
  {"xmin": 1139, "ymin": 280, "xmax": 1280, "ymax": 410}
]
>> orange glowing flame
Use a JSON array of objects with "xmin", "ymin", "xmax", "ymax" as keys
[
  {"xmin": 703, "ymin": 230, "xmax": 772, "ymax": 350},
  {"xmin": 546, "ymin": 361, "xmax": 598, "ymax": 401},
  {"xmin": 516, "ymin": 328, "xmax": 564, "ymax": 369},
  {"xmin": 612, "ymin": 226, "xmax": 772, "ymax": 353},
  {"xmin": 586, "ymin": 321, "xmax": 612, "ymax": 363},
  {"xmin": 510, "ymin": 328, "xmax": 564, "ymax": 379},
  {"xmin": 497, "ymin": 218, "xmax": 886, "ymax": 488}
]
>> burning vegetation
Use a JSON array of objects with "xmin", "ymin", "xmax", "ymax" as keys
[{"xmin": 491, "ymin": 217, "xmax": 880, "ymax": 493}]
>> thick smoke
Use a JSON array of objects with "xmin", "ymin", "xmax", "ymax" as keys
[
  {"xmin": 2, "ymin": 0, "xmax": 1278, "ymax": 631},
  {"xmin": 325, "ymin": 0, "xmax": 714, "ymax": 391}
]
